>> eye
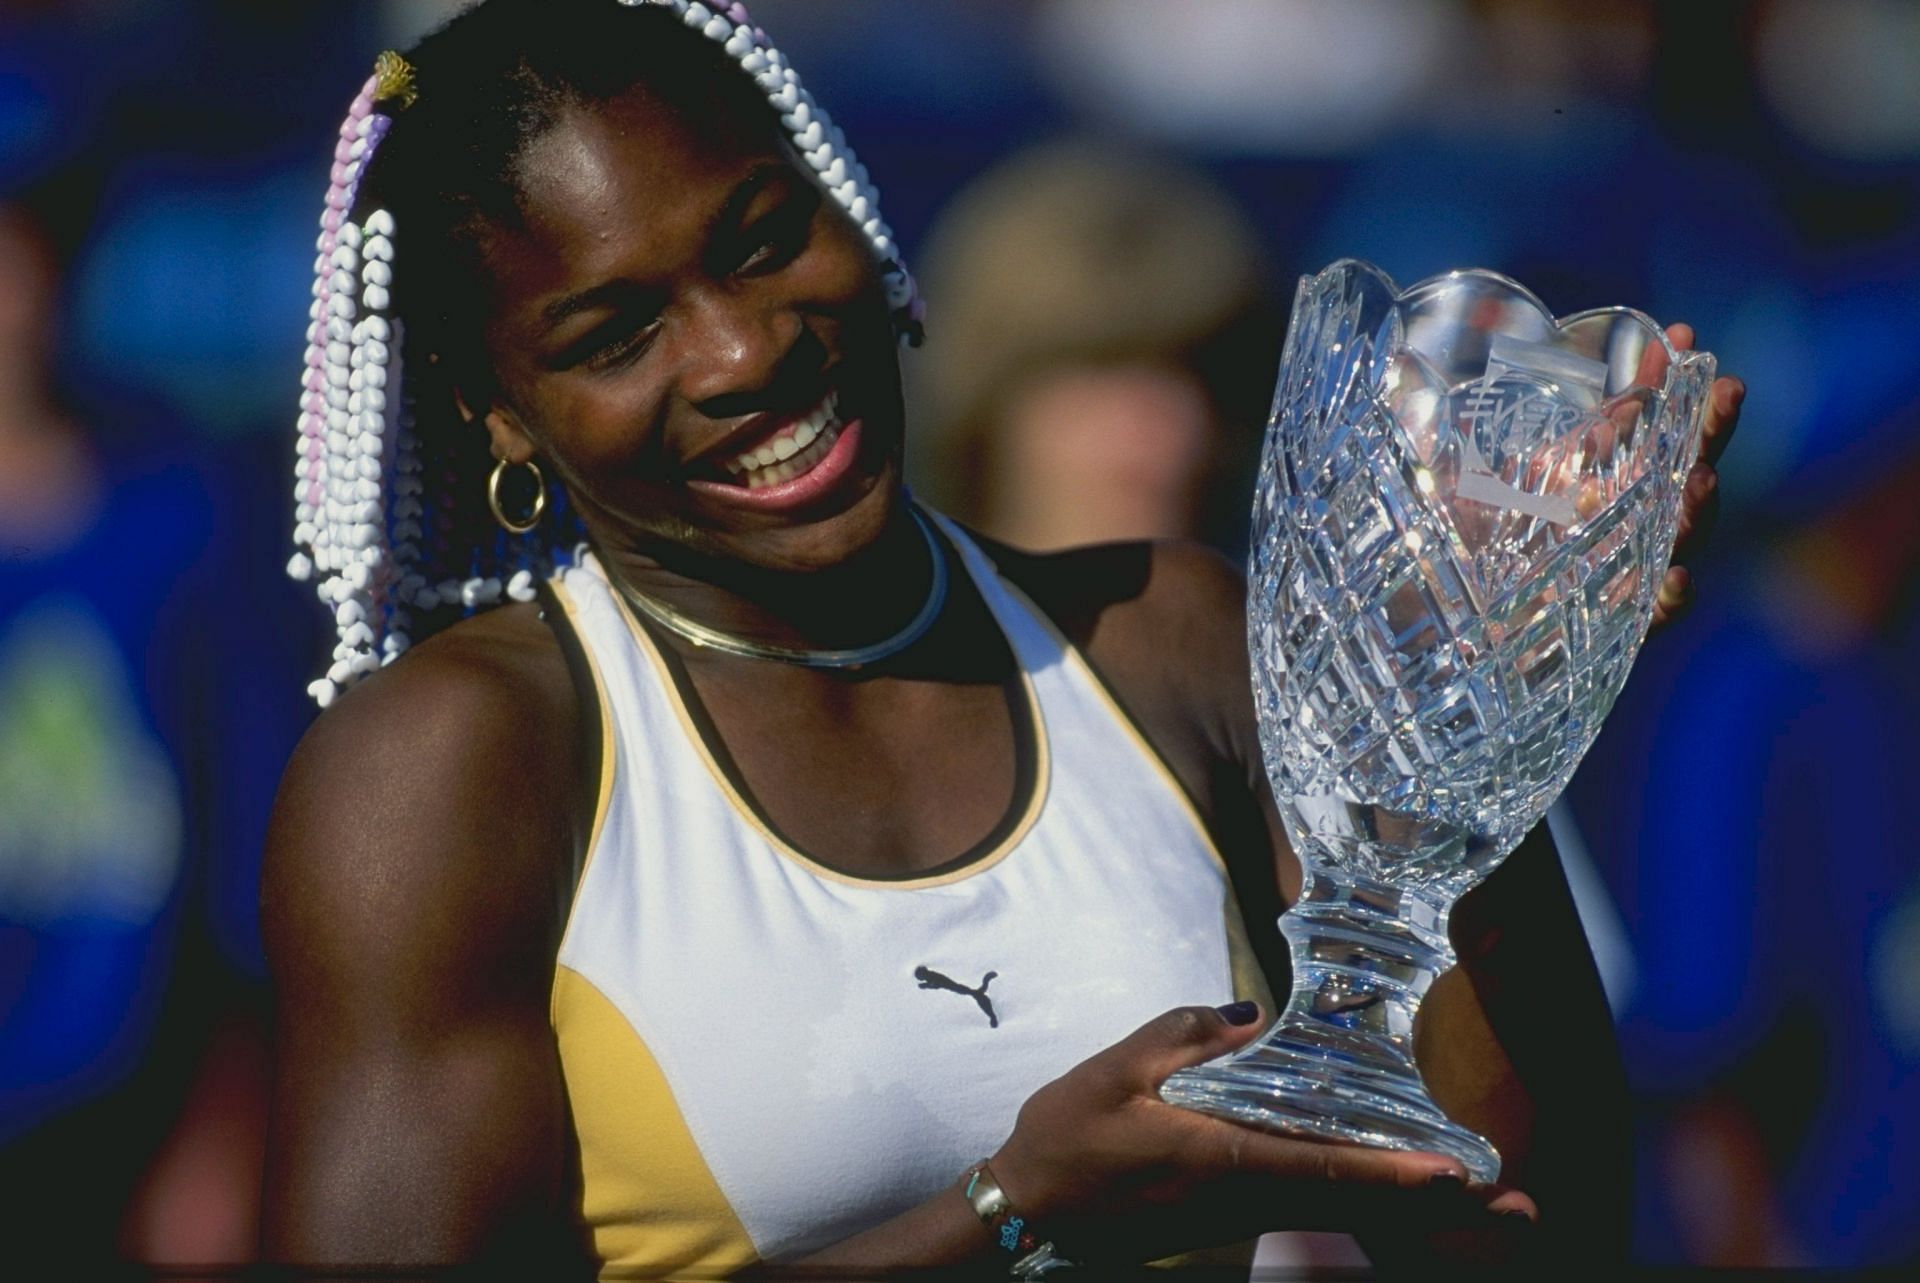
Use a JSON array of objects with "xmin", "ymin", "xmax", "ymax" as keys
[
  {"xmin": 734, "ymin": 186, "xmax": 821, "ymax": 277},
  {"xmin": 580, "ymin": 318, "xmax": 661, "ymax": 373}
]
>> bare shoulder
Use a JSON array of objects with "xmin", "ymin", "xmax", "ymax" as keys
[
  {"xmin": 262, "ymin": 601, "xmax": 580, "ymax": 1016},
  {"xmin": 971, "ymin": 533, "xmax": 1257, "ymax": 795}
]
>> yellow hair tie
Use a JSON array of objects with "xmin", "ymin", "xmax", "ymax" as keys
[{"xmin": 373, "ymin": 50, "xmax": 418, "ymax": 111}]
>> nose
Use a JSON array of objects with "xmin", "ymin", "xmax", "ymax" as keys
[{"xmin": 672, "ymin": 285, "xmax": 820, "ymax": 421}]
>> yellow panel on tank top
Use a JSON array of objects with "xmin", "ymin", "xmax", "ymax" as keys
[{"xmin": 552, "ymin": 965, "xmax": 759, "ymax": 1277}]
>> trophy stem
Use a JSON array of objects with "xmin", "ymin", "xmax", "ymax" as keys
[{"xmin": 1162, "ymin": 869, "xmax": 1502, "ymax": 1183}]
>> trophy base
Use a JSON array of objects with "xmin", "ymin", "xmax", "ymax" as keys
[{"xmin": 1160, "ymin": 1031, "xmax": 1502, "ymax": 1185}]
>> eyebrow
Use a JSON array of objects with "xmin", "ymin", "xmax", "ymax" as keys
[{"xmin": 538, "ymin": 163, "xmax": 794, "ymax": 333}]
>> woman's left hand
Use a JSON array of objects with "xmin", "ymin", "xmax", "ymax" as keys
[{"xmin": 1651, "ymin": 322, "xmax": 1744, "ymax": 631}]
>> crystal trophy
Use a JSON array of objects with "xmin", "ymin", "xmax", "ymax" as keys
[{"xmin": 1159, "ymin": 260, "xmax": 1714, "ymax": 1181}]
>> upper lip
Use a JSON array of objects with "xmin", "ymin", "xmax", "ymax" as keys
[{"xmin": 684, "ymin": 381, "xmax": 842, "ymax": 480}]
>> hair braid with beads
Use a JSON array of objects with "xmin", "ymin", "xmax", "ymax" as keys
[{"xmin": 288, "ymin": 0, "xmax": 922, "ymax": 707}]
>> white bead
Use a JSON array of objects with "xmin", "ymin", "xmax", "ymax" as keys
[
  {"xmin": 507, "ymin": 569, "xmax": 538, "ymax": 602},
  {"xmin": 363, "ymin": 283, "xmax": 390, "ymax": 312},
  {"xmin": 338, "ymin": 222, "xmax": 363, "ymax": 249},
  {"xmin": 329, "ymin": 268, "xmax": 355, "ymax": 295},
  {"xmin": 351, "ymin": 651, "xmax": 382, "ymax": 676},
  {"xmin": 364, "ymin": 236, "xmax": 393, "ymax": 263},
  {"xmin": 357, "ymin": 456, "xmax": 382, "ymax": 481},
  {"xmin": 349, "ymin": 137, "xmax": 368, "ymax": 160},
  {"xmin": 741, "ymin": 49, "xmax": 767, "ymax": 72},
  {"xmin": 308, "ymin": 679, "xmax": 337, "ymax": 707},
  {"xmin": 328, "ymin": 431, "xmax": 351, "ymax": 455},
  {"xmin": 363, "ymin": 387, "xmax": 388, "ymax": 413},
  {"xmin": 362, "ymin": 261, "xmax": 393, "ymax": 290},
  {"xmin": 336, "ymin": 599, "xmax": 366, "ymax": 626},
  {"xmin": 296, "ymin": 502, "xmax": 315, "ymax": 523},
  {"xmin": 356, "ymin": 115, "xmax": 378, "ymax": 140},
  {"xmin": 363, "ymin": 365, "xmax": 387, "ymax": 389},
  {"xmin": 685, "ymin": 2, "xmax": 712, "ymax": 27},
  {"xmin": 394, "ymin": 518, "xmax": 423, "ymax": 541},
  {"xmin": 355, "ymin": 479, "xmax": 381, "ymax": 502},
  {"xmin": 413, "ymin": 586, "xmax": 441, "ymax": 609},
  {"xmin": 365, "ymin": 209, "xmax": 395, "ymax": 237},
  {"xmin": 326, "ymin": 317, "xmax": 351, "ymax": 344},
  {"xmin": 704, "ymin": 15, "xmax": 731, "ymax": 40},
  {"xmin": 362, "ymin": 338, "xmax": 390, "ymax": 365},
  {"xmin": 835, "ymin": 179, "xmax": 858, "ymax": 205},
  {"xmin": 332, "ymin": 244, "xmax": 359, "ymax": 271},
  {"xmin": 328, "ymin": 294, "xmax": 355, "ymax": 319},
  {"xmin": 344, "ymin": 563, "xmax": 372, "ymax": 591},
  {"xmin": 771, "ymin": 82, "xmax": 799, "ymax": 111},
  {"xmin": 348, "ymin": 525, "xmax": 378, "ymax": 550},
  {"xmin": 326, "ymin": 340, "xmax": 351, "ymax": 366},
  {"xmin": 294, "ymin": 521, "xmax": 317, "ymax": 544},
  {"xmin": 327, "ymin": 658, "xmax": 355, "ymax": 684},
  {"xmin": 383, "ymin": 632, "xmax": 411, "ymax": 658},
  {"xmin": 725, "ymin": 28, "xmax": 754, "ymax": 57},
  {"xmin": 341, "ymin": 621, "xmax": 375, "ymax": 650},
  {"xmin": 848, "ymin": 195, "xmax": 870, "ymax": 224},
  {"xmin": 287, "ymin": 552, "xmax": 314, "ymax": 581},
  {"xmin": 309, "ymin": 298, "xmax": 325, "ymax": 321},
  {"xmin": 327, "ymin": 365, "xmax": 350, "ymax": 390},
  {"xmin": 357, "ymin": 430, "xmax": 382, "ymax": 454}
]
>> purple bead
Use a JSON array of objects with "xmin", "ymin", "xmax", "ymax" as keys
[
  {"xmin": 306, "ymin": 482, "xmax": 326, "ymax": 507},
  {"xmin": 729, "ymin": 3, "xmax": 750, "ymax": 22}
]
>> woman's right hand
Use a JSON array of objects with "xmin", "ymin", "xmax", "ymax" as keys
[{"xmin": 987, "ymin": 1002, "xmax": 1538, "ymax": 1263}]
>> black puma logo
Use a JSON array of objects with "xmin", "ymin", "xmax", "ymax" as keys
[{"xmin": 914, "ymin": 965, "xmax": 999, "ymax": 1028}]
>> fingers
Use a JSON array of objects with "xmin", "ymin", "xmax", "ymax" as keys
[
  {"xmin": 1223, "ymin": 1131, "xmax": 1532, "ymax": 1234},
  {"xmin": 1700, "ymin": 374, "xmax": 1744, "ymax": 467},
  {"xmin": 1673, "ymin": 460, "xmax": 1721, "ymax": 559},
  {"xmin": 1650, "ymin": 565, "xmax": 1694, "ymax": 631},
  {"xmin": 1112, "ymin": 1003, "xmax": 1269, "ymax": 1089}
]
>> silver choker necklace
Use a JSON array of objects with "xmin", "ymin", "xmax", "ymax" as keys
[{"xmin": 614, "ymin": 506, "xmax": 949, "ymax": 669}]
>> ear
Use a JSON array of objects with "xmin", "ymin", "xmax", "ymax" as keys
[{"xmin": 453, "ymin": 385, "xmax": 539, "ymax": 466}]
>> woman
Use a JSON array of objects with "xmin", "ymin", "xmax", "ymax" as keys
[{"xmin": 261, "ymin": 0, "xmax": 1742, "ymax": 1274}]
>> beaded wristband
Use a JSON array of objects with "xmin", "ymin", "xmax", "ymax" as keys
[{"xmin": 962, "ymin": 1161, "xmax": 1078, "ymax": 1278}]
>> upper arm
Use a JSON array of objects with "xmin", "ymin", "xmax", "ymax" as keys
[{"xmin": 259, "ymin": 630, "xmax": 583, "ymax": 1266}]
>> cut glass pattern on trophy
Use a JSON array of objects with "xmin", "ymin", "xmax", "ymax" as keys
[
  {"xmin": 1258, "ymin": 264, "xmax": 1712, "ymax": 892},
  {"xmin": 1161, "ymin": 261, "xmax": 1714, "ymax": 1183}
]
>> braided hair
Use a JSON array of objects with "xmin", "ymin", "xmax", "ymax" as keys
[{"xmin": 288, "ymin": 0, "xmax": 922, "ymax": 707}]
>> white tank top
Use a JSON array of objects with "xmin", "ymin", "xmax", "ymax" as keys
[{"xmin": 545, "ymin": 517, "xmax": 1271, "ymax": 1275}]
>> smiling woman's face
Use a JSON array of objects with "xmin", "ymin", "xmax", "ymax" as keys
[{"xmin": 468, "ymin": 82, "xmax": 905, "ymax": 575}]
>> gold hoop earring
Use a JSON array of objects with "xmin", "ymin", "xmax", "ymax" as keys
[{"xmin": 488, "ymin": 458, "xmax": 547, "ymax": 535}]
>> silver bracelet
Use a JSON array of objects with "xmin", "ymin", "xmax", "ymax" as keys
[{"xmin": 961, "ymin": 1159, "xmax": 1080, "ymax": 1278}]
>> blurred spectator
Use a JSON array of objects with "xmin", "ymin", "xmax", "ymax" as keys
[
  {"xmin": 909, "ymin": 139, "xmax": 1278, "ymax": 552},
  {"xmin": 0, "ymin": 179, "xmax": 303, "ymax": 1266}
]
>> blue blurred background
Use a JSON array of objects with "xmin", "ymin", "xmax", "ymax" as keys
[{"xmin": 1, "ymin": 0, "xmax": 1916, "ymax": 1268}]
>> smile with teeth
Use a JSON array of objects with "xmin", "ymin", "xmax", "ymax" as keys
[{"xmin": 720, "ymin": 392, "xmax": 842, "ymax": 489}]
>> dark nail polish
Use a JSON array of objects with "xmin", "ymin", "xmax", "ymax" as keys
[
  {"xmin": 1427, "ymin": 1172, "xmax": 1466, "ymax": 1190},
  {"xmin": 1214, "ymin": 1001, "xmax": 1260, "ymax": 1026}
]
